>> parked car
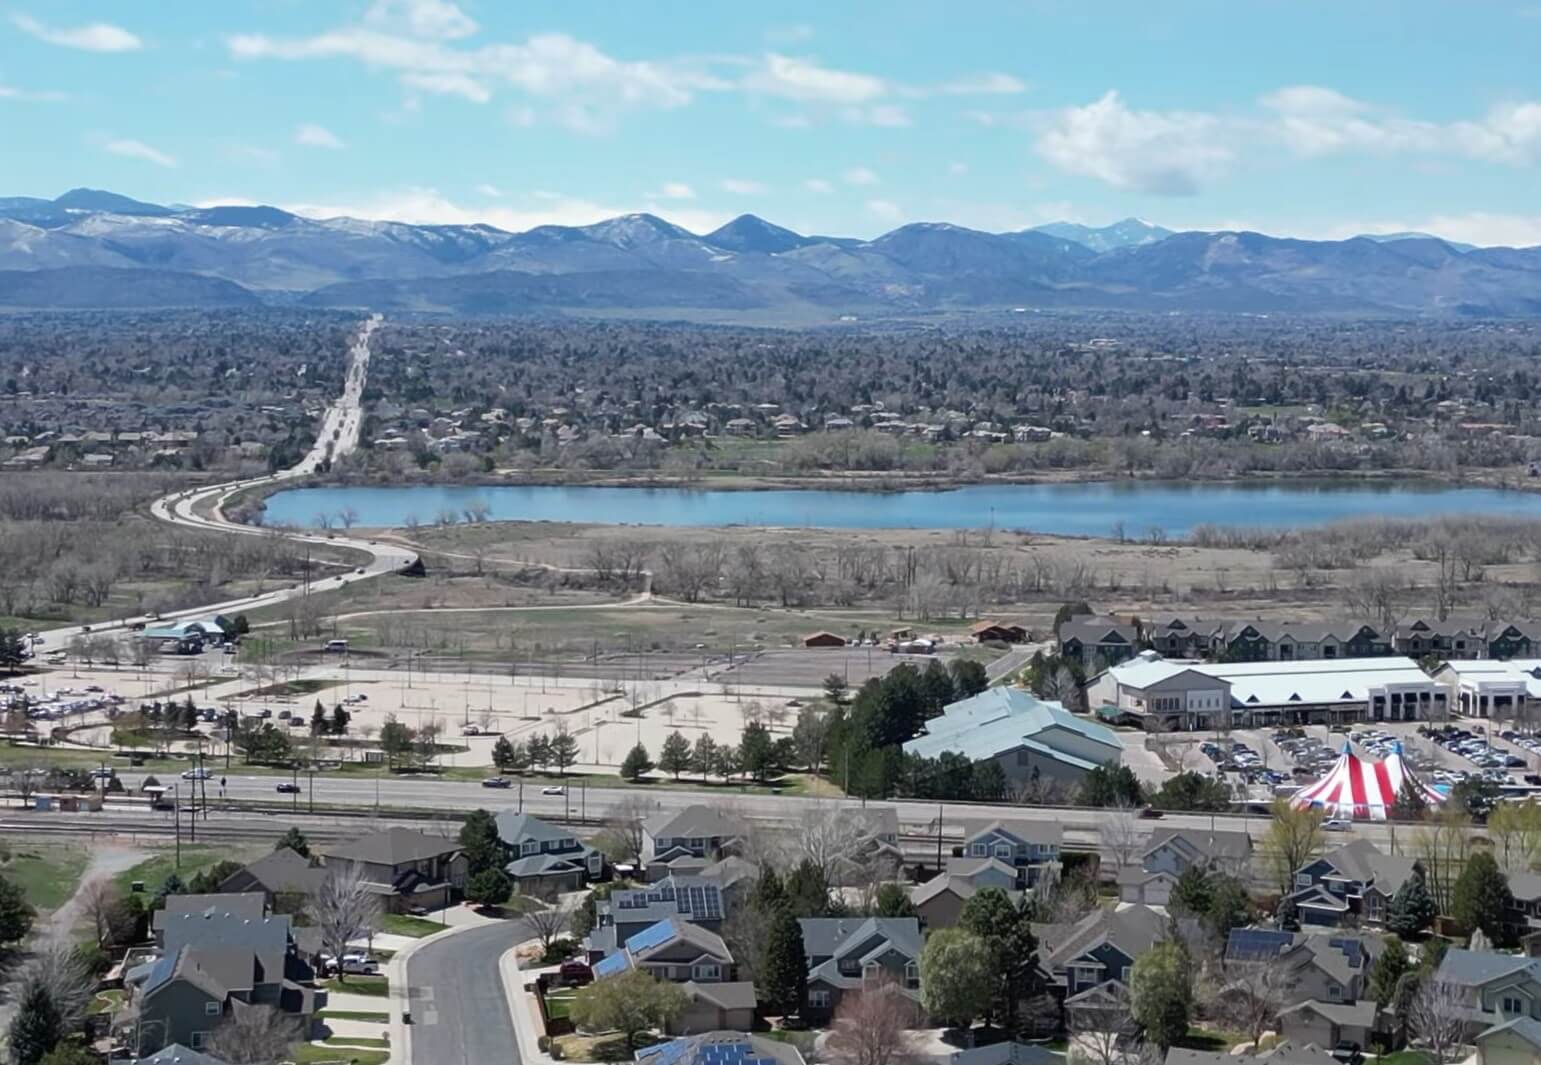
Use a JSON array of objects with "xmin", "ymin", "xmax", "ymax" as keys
[
  {"xmin": 1330, "ymin": 1042, "xmax": 1363, "ymax": 1065},
  {"xmin": 558, "ymin": 960, "xmax": 593, "ymax": 986},
  {"xmin": 481, "ymin": 777, "xmax": 511, "ymax": 789},
  {"xmin": 275, "ymin": 782, "xmax": 301, "ymax": 794}
]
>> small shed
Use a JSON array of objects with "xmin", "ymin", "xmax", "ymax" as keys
[
  {"xmin": 802, "ymin": 631, "xmax": 847, "ymax": 649},
  {"xmin": 972, "ymin": 621, "xmax": 1029, "ymax": 644}
]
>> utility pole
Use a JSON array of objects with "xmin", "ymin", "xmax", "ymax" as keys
[
  {"xmin": 172, "ymin": 785, "xmax": 181, "ymax": 870},
  {"xmin": 936, "ymin": 802, "xmax": 944, "ymax": 872}
]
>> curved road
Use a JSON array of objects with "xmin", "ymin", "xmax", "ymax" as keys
[
  {"xmin": 406, "ymin": 922, "xmax": 527, "ymax": 1065},
  {"xmin": 36, "ymin": 314, "xmax": 417, "ymax": 647}
]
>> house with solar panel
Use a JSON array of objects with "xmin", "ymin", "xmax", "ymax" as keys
[
  {"xmin": 642, "ymin": 806, "xmax": 749, "ymax": 880},
  {"xmin": 115, "ymin": 895, "xmax": 322, "ymax": 1057},
  {"xmin": 588, "ymin": 875, "xmax": 729, "ymax": 960},
  {"xmin": 590, "ymin": 917, "xmax": 754, "ymax": 1029},
  {"xmin": 635, "ymin": 1030, "xmax": 804, "ymax": 1065},
  {"xmin": 1224, "ymin": 927, "xmax": 1386, "ymax": 1007},
  {"xmin": 1285, "ymin": 840, "xmax": 1420, "ymax": 928},
  {"xmin": 958, "ymin": 819, "xmax": 1063, "ymax": 889},
  {"xmin": 495, "ymin": 811, "xmax": 605, "ymax": 895},
  {"xmin": 797, "ymin": 916, "xmax": 924, "ymax": 1023}
]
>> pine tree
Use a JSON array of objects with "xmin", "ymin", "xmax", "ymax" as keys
[
  {"xmin": 691, "ymin": 734, "xmax": 719, "ymax": 783},
  {"xmin": 276, "ymin": 825, "xmax": 311, "ymax": 858},
  {"xmin": 785, "ymin": 859, "xmax": 830, "ymax": 917},
  {"xmin": 1369, "ymin": 934, "xmax": 1410, "ymax": 1008},
  {"xmin": 7, "ymin": 981, "xmax": 62, "ymax": 1065},
  {"xmin": 658, "ymin": 731, "xmax": 691, "ymax": 779},
  {"xmin": 492, "ymin": 736, "xmax": 516, "ymax": 771},
  {"xmin": 459, "ymin": 808, "xmax": 503, "ymax": 877},
  {"xmin": 621, "ymin": 743, "xmax": 653, "ymax": 783},
  {"xmin": 1452, "ymin": 850, "xmax": 1513, "ymax": 943},
  {"xmin": 311, "ymin": 700, "xmax": 327, "ymax": 736},
  {"xmin": 758, "ymin": 906, "xmax": 808, "ymax": 1017},
  {"xmin": 1390, "ymin": 776, "xmax": 1429, "ymax": 822},
  {"xmin": 1386, "ymin": 868, "xmax": 1437, "ymax": 937},
  {"xmin": 0, "ymin": 872, "xmax": 35, "ymax": 944},
  {"xmin": 549, "ymin": 729, "xmax": 579, "ymax": 776}
]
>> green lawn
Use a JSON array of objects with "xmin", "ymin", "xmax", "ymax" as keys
[
  {"xmin": 325, "ymin": 975, "xmax": 389, "ymax": 998},
  {"xmin": 288, "ymin": 1044, "xmax": 389, "ymax": 1065},
  {"xmin": 381, "ymin": 913, "xmax": 444, "ymax": 937},
  {"xmin": 2, "ymin": 844, "xmax": 90, "ymax": 912},
  {"xmin": 545, "ymin": 990, "xmax": 576, "ymax": 1021},
  {"xmin": 1176, "ymin": 1027, "xmax": 1246, "ymax": 1052},
  {"xmin": 324, "ymin": 1036, "xmax": 390, "ymax": 1048},
  {"xmin": 112, "ymin": 845, "xmax": 245, "ymax": 896},
  {"xmin": 88, "ymin": 990, "xmax": 125, "ymax": 1017},
  {"xmin": 1374, "ymin": 1053, "xmax": 1430, "ymax": 1065},
  {"xmin": 316, "ymin": 1009, "xmax": 389, "ymax": 1023}
]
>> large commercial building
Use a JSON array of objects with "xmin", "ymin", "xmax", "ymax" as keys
[
  {"xmin": 902, "ymin": 688, "xmax": 1123, "ymax": 786},
  {"xmin": 1087, "ymin": 651, "xmax": 1445, "ymax": 730},
  {"xmin": 1429, "ymin": 659, "xmax": 1541, "ymax": 719}
]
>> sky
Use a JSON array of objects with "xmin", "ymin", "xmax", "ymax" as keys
[{"xmin": 4, "ymin": 1, "xmax": 1541, "ymax": 244}]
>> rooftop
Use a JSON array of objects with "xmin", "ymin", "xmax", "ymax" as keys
[{"xmin": 904, "ymin": 687, "xmax": 1122, "ymax": 763}]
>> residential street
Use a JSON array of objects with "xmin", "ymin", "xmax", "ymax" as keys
[{"xmin": 405, "ymin": 921, "xmax": 528, "ymax": 1065}]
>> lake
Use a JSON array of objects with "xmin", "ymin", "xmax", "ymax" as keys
[{"xmin": 258, "ymin": 479, "xmax": 1541, "ymax": 537}]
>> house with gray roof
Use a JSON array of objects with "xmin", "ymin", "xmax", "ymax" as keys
[
  {"xmin": 1287, "ymin": 840, "xmax": 1420, "ymax": 928},
  {"xmin": 592, "ymin": 916, "xmax": 738, "ymax": 988},
  {"xmin": 911, "ymin": 872, "xmax": 1021, "ymax": 931},
  {"xmin": 642, "ymin": 806, "xmax": 747, "ymax": 878},
  {"xmin": 903, "ymin": 688, "xmax": 1123, "ymax": 790},
  {"xmin": 1278, "ymin": 999, "xmax": 1379, "ymax": 1053},
  {"xmin": 1475, "ymin": 1014, "xmax": 1541, "ymax": 1065},
  {"xmin": 1225, "ymin": 927, "xmax": 1383, "ymax": 1005},
  {"xmin": 1435, "ymin": 948, "xmax": 1541, "ymax": 1039},
  {"xmin": 1142, "ymin": 827, "xmax": 1253, "ymax": 878},
  {"xmin": 1164, "ymin": 1044, "xmax": 1335, "ymax": 1065},
  {"xmin": 1058, "ymin": 618, "xmax": 1141, "ymax": 669},
  {"xmin": 322, "ymin": 826, "xmax": 466, "ymax": 912},
  {"xmin": 217, "ymin": 847, "xmax": 325, "ymax": 906},
  {"xmin": 496, "ymin": 811, "xmax": 604, "ymax": 895},
  {"xmin": 672, "ymin": 981, "xmax": 759, "ymax": 1034},
  {"xmin": 958, "ymin": 819, "xmax": 1063, "ymax": 888},
  {"xmin": 1033, "ymin": 905, "xmax": 1166, "ymax": 1007},
  {"xmin": 798, "ymin": 916, "xmax": 923, "ymax": 1023},
  {"xmin": 134, "ymin": 1043, "xmax": 230, "ymax": 1065}
]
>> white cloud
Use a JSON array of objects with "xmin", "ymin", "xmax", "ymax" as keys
[
  {"xmin": 1036, "ymin": 90, "xmax": 1234, "ymax": 196},
  {"xmin": 865, "ymin": 199, "xmax": 902, "ymax": 220},
  {"xmin": 295, "ymin": 123, "xmax": 345, "ymax": 149},
  {"xmin": 765, "ymin": 24, "xmax": 815, "ymax": 44},
  {"xmin": 843, "ymin": 166, "xmax": 879, "ymax": 186},
  {"xmin": 223, "ymin": 142, "xmax": 280, "ymax": 167},
  {"xmin": 476, "ymin": 184, "xmax": 502, "ymax": 198},
  {"xmin": 104, "ymin": 139, "xmax": 177, "ymax": 168},
  {"xmin": 12, "ymin": 13, "xmax": 141, "ymax": 52},
  {"xmin": 0, "ymin": 83, "xmax": 66, "ymax": 102},
  {"xmin": 657, "ymin": 182, "xmax": 696, "ymax": 200},
  {"xmin": 771, "ymin": 114, "xmax": 812, "ymax": 129},
  {"xmin": 401, "ymin": 70, "xmax": 491, "ymax": 102},
  {"xmin": 721, "ymin": 179, "xmax": 767, "ymax": 195},
  {"xmin": 948, "ymin": 161, "xmax": 969, "ymax": 176},
  {"xmin": 936, "ymin": 72, "xmax": 1026, "ymax": 95},
  {"xmin": 363, "ymin": 0, "xmax": 478, "ymax": 41},
  {"xmin": 803, "ymin": 178, "xmax": 833, "ymax": 194},
  {"xmin": 1333, "ymin": 212, "xmax": 1541, "ymax": 248},
  {"xmin": 745, "ymin": 53, "xmax": 886, "ymax": 104},
  {"xmin": 844, "ymin": 104, "xmax": 910, "ymax": 127}
]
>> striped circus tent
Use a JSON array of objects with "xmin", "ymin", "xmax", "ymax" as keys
[{"xmin": 1290, "ymin": 742, "xmax": 1444, "ymax": 821}]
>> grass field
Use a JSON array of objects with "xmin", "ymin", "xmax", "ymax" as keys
[
  {"xmin": 112, "ymin": 844, "xmax": 248, "ymax": 896},
  {"xmin": 288, "ymin": 1044, "xmax": 389, "ymax": 1065},
  {"xmin": 380, "ymin": 913, "xmax": 444, "ymax": 937},
  {"xmin": 325, "ymin": 975, "xmax": 389, "ymax": 997},
  {"xmin": 2, "ymin": 844, "xmax": 90, "ymax": 912},
  {"xmin": 323, "ymin": 1036, "xmax": 390, "ymax": 1048},
  {"xmin": 316, "ymin": 1009, "xmax": 389, "ymax": 1023}
]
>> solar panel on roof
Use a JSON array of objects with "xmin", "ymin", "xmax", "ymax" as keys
[
  {"xmin": 1329, "ymin": 937, "xmax": 1364, "ymax": 967},
  {"xmin": 593, "ymin": 953, "xmax": 629, "ymax": 977},
  {"xmin": 624, "ymin": 919, "xmax": 677, "ymax": 953},
  {"xmin": 1226, "ymin": 928, "xmax": 1291, "ymax": 958}
]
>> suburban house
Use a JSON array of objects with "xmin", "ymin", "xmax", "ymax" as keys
[
  {"xmin": 1277, "ymin": 1000, "xmax": 1379, "ymax": 1051},
  {"xmin": 136, "ymin": 1044, "xmax": 231, "ymax": 1065},
  {"xmin": 592, "ymin": 917, "xmax": 737, "ymax": 985},
  {"xmin": 911, "ymin": 870, "xmax": 1021, "ymax": 931},
  {"xmin": 495, "ymin": 811, "xmax": 605, "ymax": 895},
  {"xmin": 642, "ymin": 806, "xmax": 747, "ymax": 878},
  {"xmin": 972, "ymin": 621, "xmax": 1029, "ymax": 644},
  {"xmin": 1435, "ymin": 949, "xmax": 1541, "ymax": 1038},
  {"xmin": 1117, "ymin": 828, "xmax": 1252, "ymax": 906},
  {"xmin": 829, "ymin": 808, "xmax": 904, "ymax": 884},
  {"xmin": 321, "ymin": 827, "xmax": 467, "ymax": 913},
  {"xmin": 1474, "ymin": 1015, "xmax": 1541, "ymax": 1065},
  {"xmin": 636, "ymin": 1032, "xmax": 804, "ymax": 1065},
  {"xmin": 798, "ymin": 916, "xmax": 924, "ymax": 1024},
  {"xmin": 587, "ymin": 874, "xmax": 730, "ymax": 960},
  {"xmin": 1058, "ymin": 618, "xmax": 1141, "ymax": 669},
  {"xmin": 1164, "ymin": 1044, "xmax": 1337, "ymax": 1065},
  {"xmin": 217, "ymin": 847, "xmax": 325, "ymax": 909},
  {"xmin": 1033, "ymin": 905, "xmax": 1167, "ymax": 1006},
  {"xmin": 1287, "ymin": 840, "xmax": 1420, "ymax": 928},
  {"xmin": 958, "ymin": 819, "xmax": 1063, "ymax": 889},
  {"xmin": 671, "ymin": 983, "xmax": 759, "ymax": 1035},
  {"xmin": 117, "ymin": 901, "xmax": 321, "ymax": 1057},
  {"xmin": 903, "ymin": 689, "xmax": 1123, "ymax": 790},
  {"xmin": 1225, "ymin": 928, "xmax": 1384, "ymax": 1004}
]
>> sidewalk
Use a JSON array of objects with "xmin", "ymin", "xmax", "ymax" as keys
[
  {"xmin": 500, "ymin": 940, "xmax": 562, "ymax": 1065},
  {"xmin": 380, "ymin": 905, "xmax": 503, "ymax": 1065}
]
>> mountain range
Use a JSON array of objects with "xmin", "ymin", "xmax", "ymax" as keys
[{"xmin": 1, "ymin": 188, "xmax": 1539, "ymax": 318}]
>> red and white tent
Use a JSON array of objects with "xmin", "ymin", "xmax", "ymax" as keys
[{"xmin": 1290, "ymin": 743, "xmax": 1445, "ymax": 821}]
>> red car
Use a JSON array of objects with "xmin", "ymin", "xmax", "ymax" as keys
[
  {"xmin": 1138, "ymin": 806, "xmax": 1164, "ymax": 819},
  {"xmin": 558, "ymin": 960, "xmax": 593, "ymax": 986}
]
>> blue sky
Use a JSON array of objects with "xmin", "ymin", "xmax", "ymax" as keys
[{"xmin": 4, "ymin": 0, "xmax": 1541, "ymax": 244}]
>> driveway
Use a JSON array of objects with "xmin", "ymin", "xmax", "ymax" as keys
[{"xmin": 405, "ymin": 921, "xmax": 528, "ymax": 1065}]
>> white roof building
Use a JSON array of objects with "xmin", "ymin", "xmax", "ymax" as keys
[{"xmin": 1429, "ymin": 658, "xmax": 1541, "ymax": 719}]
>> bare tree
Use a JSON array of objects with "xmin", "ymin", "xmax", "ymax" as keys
[
  {"xmin": 1407, "ymin": 978, "xmax": 1469, "ymax": 1065},
  {"xmin": 17, "ymin": 942, "xmax": 95, "ymax": 1033},
  {"xmin": 338, "ymin": 506, "xmax": 359, "ymax": 530},
  {"xmin": 1413, "ymin": 808, "xmax": 1471, "ymax": 916},
  {"xmin": 525, "ymin": 902, "xmax": 572, "ymax": 952},
  {"xmin": 1101, "ymin": 805, "xmax": 1146, "ymax": 875},
  {"xmin": 594, "ymin": 796, "xmax": 651, "ymax": 866},
  {"xmin": 1216, "ymin": 961, "xmax": 1297, "ymax": 1048},
  {"xmin": 824, "ymin": 977, "xmax": 919, "ymax": 1065},
  {"xmin": 1068, "ymin": 982, "xmax": 1149, "ymax": 1065},
  {"xmin": 307, "ymin": 864, "xmax": 382, "ymax": 981},
  {"xmin": 81, "ymin": 877, "xmax": 118, "ymax": 947},
  {"xmin": 207, "ymin": 1004, "xmax": 302, "ymax": 1064},
  {"xmin": 10, "ymin": 759, "xmax": 41, "ymax": 808}
]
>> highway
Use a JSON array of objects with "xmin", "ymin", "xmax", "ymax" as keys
[
  {"xmin": 33, "ymin": 315, "xmax": 417, "ymax": 648},
  {"xmin": 406, "ymin": 923, "xmax": 527, "ymax": 1065}
]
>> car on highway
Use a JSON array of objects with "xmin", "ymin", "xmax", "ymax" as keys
[
  {"xmin": 1323, "ymin": 818, "xmax": 1353, "ymax": 832},
  {"xmin": 275, "ymin": 782, "xmax": 301, "ymax": 794},
  {"xmin": 481, "ymin": 777, "xmax": 511, "ymax": 788},
  {"xmin": 1138, "ymin": 806, "xmax": 1163, "ymax": 819},
  {"xmin": 181, "ymin": 768, "xmax": 211, "ymax": 781},
  {"xmin": 542, "ymin": 785, "xmax": 566, "ymax": 796}
]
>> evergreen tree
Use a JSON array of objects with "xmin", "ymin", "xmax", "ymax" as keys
[
  {"xmin": 1452, "ymin": 849, "xmax": 1513, "ymax": 943},
  {"xmin": 459, "ymin": 808, "xmax": 503, "ymax": 878},
  {"xmin": 659, "ymin": 731, "xmax": 692, "ymax": 779},
  {"xmin": 467, "ymin": 868, "xmax": 512, "ymax": 908},
  {"xmin": 7, "ymin": 981, "xmax": 62, "ymax": 1065},
  {"xmin": 739, "ymin": 722, "xmax": 774, "ymax": 782},
  {"xmin": 1206, "ymin": 874, "xmax": 1255, "ymax": 938},
  {"xmin": 872, "ymin": 882, "xmax": 915, "ymax": 918},
  {"xmin": 39, "ymin": 1044, "xmax": 99, "ymax": 1065},
  {"xmin": 691, "ymin": 734, "xmax": 719, "ymax": 782},
  {"xmin": 621, "ymin": 743, "xmax": 654, "ymax": 783},
  {"xmin": 527, "ymin": 734, "xmax": 552, "ymax": 771},
  {"xmin": 971, "ymin": 759, "xmax": 1007, "ymax": 801},
  {"xmin": 785, "ymin": 859, "xmax": 831, "ymax": 917},
  {"xmin": 1386, "ymin": 868, "xmax": 1437, "ymax": 937},
  {"xmin": 918, "ymin": 660, "xmax": 956, "ymax": 717},
  {"xmin": 152, "ymin": 873, "xmax": 185, "ymax": 911},
  {"xmin": 0, "ymin": 872, "xmax": 35, "ymax": 944},
  {"xmin": 276, "ymin": 826, "xmax": 311, "ymax": 858},
  {"xmin": 948, "ymin": 658, "xmax": 989, "ymax": 698},
  {"xmin": 311, "ymin": 700, "xmax": 327, "ymax": 736},
  {"xmin": 822, "ymin": 673, "xmax": 849, "ymax": 706},
  {"xmin": 1076, "ymin": 763, "xmax": 1144, "ymax": 807},
  {"xmin": 331, "ymin": 705, "xmax": 351, "ymax": 735},
  {"xmin": 758, "ymin": 906, "xmax": 808, "ymax": 1017},
  {"xmin": 1389, "ymin": 776, "xmax": 1429, "ymax": 821},
  {"xmin": 754, "ymin": 868, "xmax": 785, "ymax": 912},
  {"xmin": 548, "ymin": 729, "xmax": 579, "ymax": 776},
  {"xmin": 1170, "ymin": 866, "xmax": 1215, "ymax": 918},
  {"xmin": 1131, "ymin": 942, "xmax": 1192, "ymax": 1050},
  {"xmin": 1369, "ymin": 934, "xmax": 1410, "ymax": 1009},
  {"xmin": 959, "ymin": 887, "xmax": 1039, "ymax": 1027}
]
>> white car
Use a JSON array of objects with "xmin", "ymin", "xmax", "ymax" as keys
[
  {"xmin": 541, "ymin": 785, "xmax": 565, "ymax": 796},
  {"xmin": 1322, "ymin": 818, "xmax": 1353, "ymax": 832},
  {"xmin": 181, "ymin": 767, "xmax": 212, "ymax": 781}
]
